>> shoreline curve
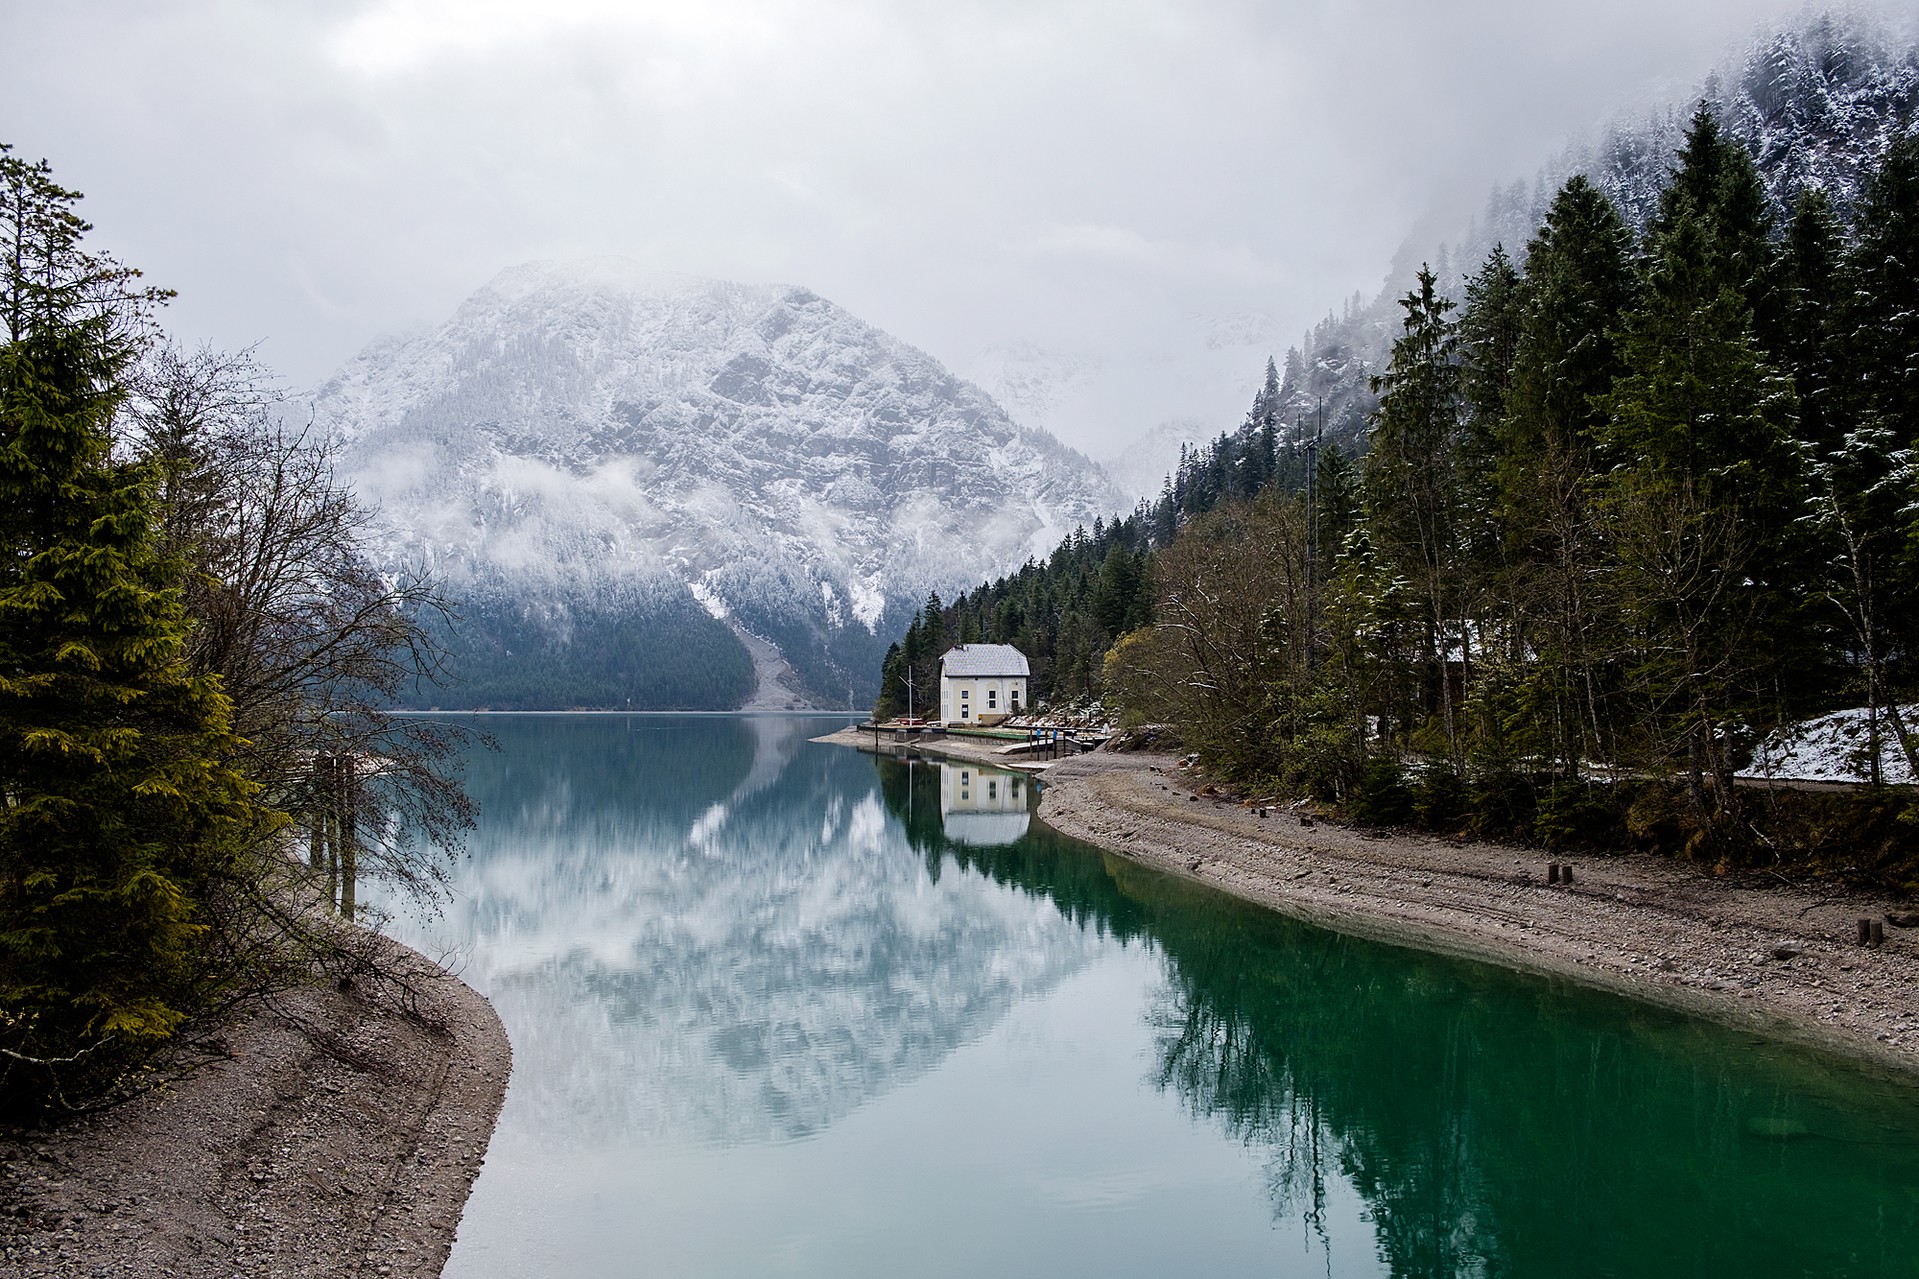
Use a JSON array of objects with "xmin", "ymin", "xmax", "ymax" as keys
[
  {"xmin": 1036, "ymin": 748, "xmax": 1919, "ymax": 1081},
  {"xmin": 0, "ymin": 935, "xmax": 510, "ymax": 1277},
  {"xmin": 815, "ymin": 727, "xmax": 1919, "ymax": 1082}
]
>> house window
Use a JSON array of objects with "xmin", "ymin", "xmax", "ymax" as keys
[
  {"xmin": 987, "ymin": 780, "xmax": 997, "ymax": 800},
  {"xmin": 1011, "ymin": 689, "xmax": 1021, "ymax": 713},
  {"xmin": 988, "ymin": 689, "xmax": 997, "ymax": 709}
]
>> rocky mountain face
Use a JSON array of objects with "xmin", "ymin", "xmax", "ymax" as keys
[
  {"xmin": 1265, "ymin": 10, "xmax": 1919, "ymax": 457},
  {"xmin": 308, "ymin": 260, "xmax": 1115, "ymax": 708}
]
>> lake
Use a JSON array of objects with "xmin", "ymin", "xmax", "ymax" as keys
[{"xmin": 381, "ymin": 714, "xmax": 1919, "ymax": 1278}]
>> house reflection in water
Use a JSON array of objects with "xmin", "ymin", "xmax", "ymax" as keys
[{"xmin": 938, "ymin": 762, "xmax": 1031, "ymax": 846}]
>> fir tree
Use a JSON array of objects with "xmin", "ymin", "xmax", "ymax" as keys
[
  {"xmin": 1499, "ymin": 175, "xmax": 1636, "ymax": 773},
  {"xmin": 1604, "ymin": 202, "xmax": 1809, "ymax": 824},
  {"xmin": 1776, "ymin": 188, "xmax": 1848, "ymax": 453},
  {"xmin": 0, "ymin": 152, "xmax": 265, "ymax": 1107},
  {"xmin": 1653, "ymin": 105, "xmax": 1781, "ymax": 350},
  {"xmin": 1848, "ymin": 132, "xmax": 1919, "ymax": 441},
  {"xmin": 1366, "ymin": 266, "xmax": 1466, "ymax": 762}
]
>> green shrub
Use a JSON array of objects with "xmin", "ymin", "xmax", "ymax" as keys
[
  {"xmin": 1351, "ymin": 756, "xmax": 1415, "ymax": 827},
  {"xmin": 1532, "ymin": 780, "xmax": 1617, "ymax": 850},
  {"xmin": 1467, "ymin": 768, "xmax": 1537, "ymax": 840},
  {"xmin": 1413, "ymin": 762, "xmax": 1469, "ymax": 832}
]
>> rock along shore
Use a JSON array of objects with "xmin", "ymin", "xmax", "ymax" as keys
[
  {"xmin": 1035, "ymin": 749, "xmax": 1919, "ymax": 1078},
  {"xmin": 0, "ymin": 937, "xmax": 510, "ymax": 1278}
]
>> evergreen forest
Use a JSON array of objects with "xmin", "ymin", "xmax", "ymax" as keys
[{"xmin": 880, "ymin": 109, "xmax": 1919, "ymax": 869}]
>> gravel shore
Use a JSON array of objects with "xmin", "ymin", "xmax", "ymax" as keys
[
  {"xmin": 0, "ymin": 938, "xmax": 510, "ymax": 1278},
  {"xmin": 1035, "ymin": 749, "xmax": 1919, "ymax": 1077},
  {"xmin": 819, "ymin": 729, "xmax": 1919, "ymax": 1077}
]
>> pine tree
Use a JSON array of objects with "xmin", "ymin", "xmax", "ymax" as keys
[
  {"xmin": 1457, "ymin": 245, "xmax": 1524, "ymax": 435},
  {"xmin": 1827, "ymin": 134, "xmax": 1919, "ymax": 782},
  {"xmin": 1314, "ymin": 442, "xmax": 1360, "ymax": 554},
  {"xmin": 1454, "ymin": 245, "xmax": 1525, "ymax": 631},
  {"xmin": 1848, "ymin": 132, "xmax": 1919, "ymax": 441},
  {"xmin": 1366, "ymin": 266, "xmax": 1465, "ymax": 762},
  {"xmin": 1776, "ymin": 188, "xmax": 1848, "ymax": 454},
  {"xmin": 0, "ymin": 152, "xmax": 265, "ymax": 1107},
  {"xmin": 1500, "ymin": 175, "xmax": 1637, "ymax": 774},
  {"xmin": 1604, "ymin": 200, "xmax": 1808, "ymax": 827},
  {"xmin": 1653, "ymin": 105, "xmax": 1782, "ymax": 353}
]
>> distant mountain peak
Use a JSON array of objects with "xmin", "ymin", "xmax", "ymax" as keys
[{"xmin": 311, "ymin": 260, "xmax": 1115, "ymax": 709}]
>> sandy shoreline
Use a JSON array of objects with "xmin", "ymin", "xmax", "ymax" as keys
[
  {"xmin": 818, "ymin": 727, "xmax": 1919, "ymax": 1078},
  {"xmin": 0, "ymin": 938, "xmax": 510, "ymax": 1278}
]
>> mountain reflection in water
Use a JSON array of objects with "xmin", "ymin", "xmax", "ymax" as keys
[
  {"xmin": 389, "ymin": 717, "xmax": 1919, "ymax": 1279},
  {"xmin": 395, "ymin": 717, "xmax": 1099, "ymax": 1151}
]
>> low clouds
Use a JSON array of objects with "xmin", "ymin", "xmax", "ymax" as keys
[{"xmin": 2, "ymin": 0, "xmax": 1851, "ymax": 451}]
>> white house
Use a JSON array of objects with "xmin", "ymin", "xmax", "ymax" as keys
[{"xmin": 939, "ymin": 643, "xmax": 1030, "ymax": 726}]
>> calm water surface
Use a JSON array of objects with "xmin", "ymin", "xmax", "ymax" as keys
[{"xmin": 383, "ymin": 715, "xmax": 1919, "ymax": 1278}]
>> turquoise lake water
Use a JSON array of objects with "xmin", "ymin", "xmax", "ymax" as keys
[{"xmin": 381, "ymin": 714, "xmax": 1919, "ymax": 1278}]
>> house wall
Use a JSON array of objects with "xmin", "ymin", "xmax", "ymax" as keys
[{"xmin": 939, "ymin": 675, "xmax": 1027, "ymax": 724}]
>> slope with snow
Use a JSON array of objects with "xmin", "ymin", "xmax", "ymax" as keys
[
  {"xmin": 309, "ymin": 260, "xmax": 1116, "ymax": 707},
  {"xmin": 1264, "ymin": 11, "xmax": 1919, "ymax": 459},
  {"xmin": 1744, "ymin": 706, "xmax": 1916, "ymax": 785}
]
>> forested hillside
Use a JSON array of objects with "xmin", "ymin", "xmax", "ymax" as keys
[
  {"xmin": 880, "ymin": 103, "xmax": 1919, "ymax": 867},
  {"xmin": 1115, "ymin": 112, "xmax": 1919, "ymax": 857},
  {"xmin": 871, "ymin": 356, "xmax": 1354, "ymax": 716},
  {"xmin": 1266, "ymin": 11, "xmax": 1919, "ymax": 460}
]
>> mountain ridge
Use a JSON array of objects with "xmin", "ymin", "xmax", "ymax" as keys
[
  {"xmin": 308, "ymin": 260, "xmax": 1117, "ymax": 709},
  {"xmin": 1263, "ymin": 9, "xmax": 1919, "ymax": 456}
]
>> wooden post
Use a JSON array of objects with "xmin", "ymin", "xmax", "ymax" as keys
[
  {"xmin": 308, "ymin": 757, "xmax": 326, "ymax": 872},
  {"xmin": 1859, "ymin": 918, "xmax": 1874, "ymax": 946},
  {"xmin": 1561, "ymin": 864, "xmax": 1573, "ymax": 885},
  {"xmin": 1872, "ymin": 919, "xmax": 1885, "ymax": 948},
  {"xmin": 321, "ymin": 755, "xmax": 339, "ymax": 909},
  {"xmin": 338, "ymin": 755, "xmax": 357, "ymax": 921},
  {"xmin": 1548, "ymin": 862, "xmax": 1560, "ymax": 884}
]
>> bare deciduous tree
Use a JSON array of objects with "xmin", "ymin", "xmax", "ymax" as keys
[{"xmin": 127, "ymin": 341, "xmax": 474, "ymax": 923}]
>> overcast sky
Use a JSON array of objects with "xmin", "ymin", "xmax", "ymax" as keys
[{"xmin": 2, "ymin": 0, "xmax": 1859, "ymax": 453}]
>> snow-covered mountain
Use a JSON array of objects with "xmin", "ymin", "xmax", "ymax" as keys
[
  {"xmin": 1263, "ymin": 9, "xmax": 1919, "ymax": 457},
  {"xmin": 309, "ymin": 260, "xmax": 1115, "ymax": 708}
]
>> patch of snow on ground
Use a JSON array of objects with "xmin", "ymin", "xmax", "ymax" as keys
[
  {"xmin": 849, "ymin": 574, "xmax": 885, "ymax": 632},
  {"xmin": 687, "ymin": 579, "xmax": 729, "ymax": 620},
  {"xmin": 1743, "ymin": 706, "xmax": 1916, "ymax": 785}
]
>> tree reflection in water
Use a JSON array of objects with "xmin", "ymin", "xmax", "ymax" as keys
[{"xmin": 880, "ymin": 754, "xmax": 1919, "ymax": 1279}]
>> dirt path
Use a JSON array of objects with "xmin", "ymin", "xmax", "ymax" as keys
[
  {"xmin": 0, "ymin": 939, "xmax": 510, "ymax": 1278},
  {"xmin": 1035, "ymin": 750, "xmax": 1919, "ymax": 1078}
]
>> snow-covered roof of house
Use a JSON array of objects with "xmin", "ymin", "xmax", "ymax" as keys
[{"xmin": 940, "ymin": 643, "xmax": 1030, "ymax": 678}]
